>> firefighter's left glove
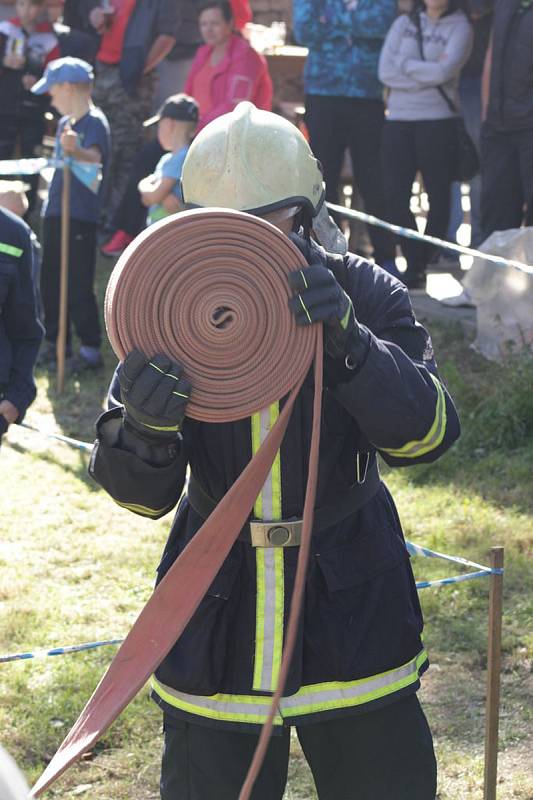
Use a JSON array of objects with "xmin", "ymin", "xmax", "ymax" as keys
[
  {"xmin": 288, "ymin": 265, "xmax": 359, "ymax": 361},
  {"xmin": 119, "ymin": 350, "xmax": 191, "ymax": 443}
]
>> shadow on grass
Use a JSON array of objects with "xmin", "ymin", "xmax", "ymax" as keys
[{"xmin": 6, "ymin": 440, "xmax": 97, "ymax": 489}]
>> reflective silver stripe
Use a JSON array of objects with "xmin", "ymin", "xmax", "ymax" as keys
[
  {"xmin": 252, "ymin": 404, "xmax": 284, "ymax": 692},
  {"xmin": 152, "ymin": 677, "xmax": 283, "ymax": 725},
  {"xmin": 279, "ymin": 650, "xmax": 428, "ymax": 716},
  {"xmin": 258, "ymin": 406, "xmax": 273, "ymax": 516},
  {"xmin": 259, "ymin": 549, "xmax": 277, "ymax": 689},
  {"xmin": 152, "ymin": 650, "xmax": 428, "ymax": 724}
]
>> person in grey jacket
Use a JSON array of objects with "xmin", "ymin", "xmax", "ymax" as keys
[{"xmin": 379, "ymin": 0, "xmax": 472, "ymax": 289}]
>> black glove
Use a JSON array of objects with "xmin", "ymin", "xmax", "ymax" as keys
[
  {"xmin": 119, "ymin": 350, "xmax": 191, "ymax": 442},
  {"xmin": 287, "ymin": 265, "xmax": 359, "ymax": 361}
]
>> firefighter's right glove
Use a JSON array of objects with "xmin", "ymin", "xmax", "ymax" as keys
[
  {"xmin": 287, "ymin": 265, "xmax": 359, "ymax": 361},
  {"xmin": 119, "ymin": 350, "xmax": 191, "ymax": 443}
]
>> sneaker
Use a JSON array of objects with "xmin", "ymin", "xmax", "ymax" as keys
[{"xmin": 100, "ymin": 230, "xmax": 133, "ymax": 258}]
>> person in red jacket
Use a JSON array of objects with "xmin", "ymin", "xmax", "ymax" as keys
[{"xmin": 184, "ymin": 0, "xmax": 272, "ymax": 131}]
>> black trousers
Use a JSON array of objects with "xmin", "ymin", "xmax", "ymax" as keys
[
  {"xmin": 112, "ymin": 138, "xmax": 165, "ymax": 236},
  {"xmin": 480, "ymin": 122, "xmax": 533, "ymax": 241},
  {"xmin": 304, "ymin": 95, "xmax": 396, "ymax": 265},
  {"xmin": 160, "ymin": 694, "xmax": 437, "ymax": 800},
  {"xmin": 41, "ymin": 216, "xmax": 101, "ymax": 348},
  {"xmin": 381, "ymin": 118, "xmax": 457, "ymax": 277}
]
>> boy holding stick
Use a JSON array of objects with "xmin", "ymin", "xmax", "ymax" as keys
[{"xmin": 32, "ymin": 56, "xmax": 110, "ymax": 371}]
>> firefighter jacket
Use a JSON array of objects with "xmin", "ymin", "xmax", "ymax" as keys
[
  {"xmin": 0, "ymin": 208, "xmax": 43, "ymax": 419},
  {"xmin": 90, "ymin": 240, "xmax": 460, "ymax": 732}
]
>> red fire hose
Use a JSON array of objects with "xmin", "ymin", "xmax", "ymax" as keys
[{"xmin": 31, "ymin": 209, "xmax": 323, "ymax": 798}]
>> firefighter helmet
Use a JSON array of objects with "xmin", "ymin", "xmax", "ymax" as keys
[{"xmin": 181, "ymin": 101, "xmax": 325, "ymax": 217}]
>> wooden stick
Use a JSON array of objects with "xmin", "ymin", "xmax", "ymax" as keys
[
  {"xmin": 56, "ymin": 162, "xmax": 71, "ymax": 393},
  {"xmin": 483, "ymin": 546, "xmax": 504, "ymax": 800}
]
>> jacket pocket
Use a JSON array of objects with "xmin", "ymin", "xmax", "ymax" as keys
[
  {"xmin": 156, "ymin": 544, "xmax": 243, "ymax": 695},
  {"xmin": 316, "ymin": 525, "xmax": 407, "ymax": 591},
  {"xmin": 308, "ymin": 526, "xmax": 421, "ymax": 681}
]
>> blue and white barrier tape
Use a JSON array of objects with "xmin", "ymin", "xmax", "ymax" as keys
[
  {"xmin": 415, "ymin": 569, "xmax": 502, "ymax": 591},
  {"xmin": 327, "ymin": 202, "xmax": 533, "ymax": 275},
  {"xmin": 0, "ymin": 639, "xmax": 123, "ymax": 664},
  {"xmin": 0, "ymin": 156, "xmax": 102, "ymax": 194},
  {"xmin": 406, "ymin": 540, "xmax": 492, "ymax": 573},
  {"xmin": 0, "ymin": 541, "xmax": 503, "ymax": 664},
  {"xmin": 19, "ymin": 422, "xmax": 93, "ymax": 453}
]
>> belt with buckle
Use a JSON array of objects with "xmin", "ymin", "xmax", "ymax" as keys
[
  {"xmin": 187, "ymin": 455, "xmax": 381, "ymax": 548},
  {"xmin": 248, "ymin": 519, "xmax": 303, "ymax": 548}
]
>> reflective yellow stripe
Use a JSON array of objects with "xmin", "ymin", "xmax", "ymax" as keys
[
  {"xmin": 152, "ymin": 677, "xmax": 284, "ymax": 726},
  {"xmin": 251, "ymin": 403, "xmax": 284, "ymax": 692},
  {"xmin": 253, "ymin": 549, "xmax": 266, "ymax": 689},
  {"xmin": 0, "ymin": 241, "xmax": 23, "ymax": 258},
  {"xmin": 114, "ymin": 499, "xmax": 170, "ymax": 518},
  {"xmin": 282, "ymin": 650, "xmax": 428, "ymax": 717},
  {"xmin": 269, "ymin": 402, "xmax": 281, "ymax": 519},
  {"xmin": 152, "ymin": 650, "xmax": 428, "ymax": 724},
  {"xmin": 298, "ymin": 294, "xmax": 312, "ymax": 324},
  {"xmin": 142, "ymin": 421, "xmax": 180, "ymax": 432},
  {"xmin": 251, "ymin": 412, "xmax": 262, "ymax": 518},
  {"xmin": 380, "ymin": 376, "xmax": 447, "ymax": 458},
  {"xmin": 340, "ymin": 303, "xmax": 351, "ymax": 330}
]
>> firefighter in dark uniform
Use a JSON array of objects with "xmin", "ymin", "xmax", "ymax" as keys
[
  {"xmin": 0, "ymin": 207, "xmax": 43, "ymax": 448},
  {"xmin": 90, "ymin": 103, "xmax": 460, "ymax": 800}
]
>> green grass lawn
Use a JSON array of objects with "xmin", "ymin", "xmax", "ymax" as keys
[{"xmin": 1, "ymin": 255, "xmax": 532, "ymax": 798}]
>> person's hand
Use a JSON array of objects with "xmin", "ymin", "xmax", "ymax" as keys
[
  {"xmin": 287, "ymin": 265, "xmax": 359, "ymax": 360},
  {"xmin": 60, "ymin": 125, "xmax": 78, "ymax": 155},
  {"xmin": 22, "ymin": 74, "xmax": 37, "ymax": 90},
  {"xmin": 119, "ymin": 350, "xmax": 191, "ymax": 441},
  {"xmin": 89, "ymin": 6, "xmax": 106, "ymax": 33},
  {"xmin": 3, "ymin": 52, "xmax": 25, "ymax": 70}
]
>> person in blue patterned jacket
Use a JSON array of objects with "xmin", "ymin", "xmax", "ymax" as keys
[{"xmin": 293, "ymin": 0, "xmax": 398, "ymax": 274}]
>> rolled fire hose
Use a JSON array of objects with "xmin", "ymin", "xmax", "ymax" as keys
[{"xmin": 30, "ymin": 208, "xmax": 323, "ymax": 799}]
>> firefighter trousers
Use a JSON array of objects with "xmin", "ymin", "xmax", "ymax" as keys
[{"xmin": 160, "ymin": 694, "xmax": 437, "ymax": 799}]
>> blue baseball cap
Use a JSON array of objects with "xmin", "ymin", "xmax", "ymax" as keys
[{"xmin": 31, "ymin": 57, "xmax": 94, "ymax": 95}]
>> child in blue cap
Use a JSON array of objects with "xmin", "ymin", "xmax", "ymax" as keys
[
  {"xmin": 139, "ymin": 94, "xmax": 199, "ymax": 227},
  {"xmin": 32, "ymin": 56, "xmax": 110, "ymax": 371}
]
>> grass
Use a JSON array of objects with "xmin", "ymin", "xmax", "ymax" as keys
[{"xmin": 1, "ymin": 256, "xmax": 532, "ymax": 798}]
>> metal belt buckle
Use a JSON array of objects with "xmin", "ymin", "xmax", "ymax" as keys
[{"xmin": 249, "ymin": 519, "xmax": 303, "ymax": 547}]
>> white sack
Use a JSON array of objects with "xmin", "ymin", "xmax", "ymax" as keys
[{"xmin": 463, "ymin": 227, "xmax": 533, "ymax": 361}]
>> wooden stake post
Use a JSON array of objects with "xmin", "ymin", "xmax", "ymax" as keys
[
  {"xmin": 483, "ymin": 546, "xmax": 504, "ymax": 800},
  {"xmin": 56, "ymin": 162, "xmax": 71, "ymax": 393}
]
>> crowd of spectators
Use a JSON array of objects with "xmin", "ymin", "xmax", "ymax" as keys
[{"xmin": 0, "ymin": 0, "xmax": 531, "ymax": 433}]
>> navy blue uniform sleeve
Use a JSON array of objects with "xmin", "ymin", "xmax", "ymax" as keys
[
  {"xmin": 89, "ymin": 367, "xmax": 188, "ymax": 519},
  {"xmin": 332, "ymin": 256, "xmax": 460, "ymax": 465},
  {"xmin": 0, "ymin": 209, "xmax": 43, "ymax": 417}
]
